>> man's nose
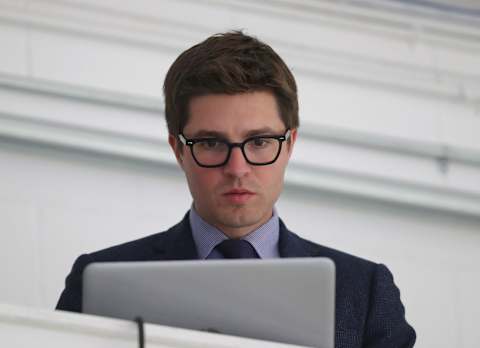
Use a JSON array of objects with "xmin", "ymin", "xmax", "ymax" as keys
[{"xmin": 223, "ymin": 147, "xmax": 251, "ymax": 177}]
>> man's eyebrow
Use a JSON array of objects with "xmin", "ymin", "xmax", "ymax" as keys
[
  {"xmin": 189, "ymin": 130, "xmax": 226, "ymax": 138},
  {"xmin": 188, "ymin": 127, "xmax": 282, "ymax": 139},
  {"xmin": 244, "ymin": 127, "xmax": 280, "ymax": 137}
]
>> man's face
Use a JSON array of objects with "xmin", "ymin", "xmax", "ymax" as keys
[{"xmin": 169, "ymin": 91, "xmax": 297, "ymax": 238}]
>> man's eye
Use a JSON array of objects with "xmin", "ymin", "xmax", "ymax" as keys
[
  {"xmin": 251, "ymin": 138, "xmax": 271, "ymax": 148},
  {"xmin": 200, "ymin": 139, "xmax": 222, "ymax": 149}
]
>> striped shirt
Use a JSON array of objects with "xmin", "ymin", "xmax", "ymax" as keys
[{"xmin": 189, "ymin": 206, "xmax": 280, "ymax": 259}]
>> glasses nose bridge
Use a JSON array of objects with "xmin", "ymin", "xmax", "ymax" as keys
[
  {"xmin": 228, "ymin": 141, "xmax": 244, "ymax": 150},
  {"xmin": 226, "ymin": 141, "xmax": 248, "ymax": 163}
]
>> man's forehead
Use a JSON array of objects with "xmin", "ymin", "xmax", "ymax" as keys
[{"xmin": 182, "ymin": 91, "xmax": 286, "ymax": 137}]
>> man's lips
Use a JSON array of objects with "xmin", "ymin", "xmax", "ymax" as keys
[
  {"xmin": 222, "ymin": 189, "xmax": 256, "ymax": 204},
  {"xmin": 224, "ymin": 189, "xmax": 255, "ymax": 195}
]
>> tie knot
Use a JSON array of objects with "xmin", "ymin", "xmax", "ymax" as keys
[{"xmin": 216, "ymin": 239, "xmax": 259, "ymax": 259}]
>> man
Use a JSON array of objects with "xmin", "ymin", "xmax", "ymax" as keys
[{"xmin": 57, "ymin": 31, "xmax": 416, "ymax": 347}]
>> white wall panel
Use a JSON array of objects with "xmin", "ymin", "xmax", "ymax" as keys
[
  {"xmin": 0, "ymin": 23, "xmax": 29, "ymax": 76},
  {"xmin": 293, "ymin": 137, "xmax": 443, "ymax": 186},
  {"xmin": 297, "ymin": 75, "xmax": 444, "ymax": 142},
  {"xmin": 448, "ymin": 162, "xmax": 480, "ymax": 194},
  {"xmin": 62, "ymin": 0, "xmax": 234, "ymax": 31},
  {"xmin": 457, "ymin": 269, "xmax": 480, "ymax": 348},
  {"xmin": 402, "ymin": 265, "xmax": 458, "ymax": 348},
  {"xmin": 443, "ymin": 110, "xmax": 480, "ymax": 151},
  {"xmin": 31, "ymin": 31, "xmax": 172, "ymax": 98},
  {"xmin": 0, "ymin": 199, "xmax": 40, "ymax": 307},
  {"xmin": 0, "ymin": 86, "xmax": 165, "ymax": 139},
  {"xmin": 433, "ymin": 43, "xmax": 480, "ymax": 76}
]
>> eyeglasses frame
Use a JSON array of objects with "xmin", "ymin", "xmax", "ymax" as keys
[{"xmin": 178, "ymin": 129, "xmax": 291, "ymax": 168}]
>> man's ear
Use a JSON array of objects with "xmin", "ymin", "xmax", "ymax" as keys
[
  {"xmin": 286, "ymin": 128, "xmax": 297, "ymax": 158},
  {"xmin": 168, "ymin": 134, "xmax": 185, "ymax": 169}
]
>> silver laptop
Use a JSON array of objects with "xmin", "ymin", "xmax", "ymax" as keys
[{"xmin": 83, "ymin": 258, "xmax": 335, "ymax": 348}]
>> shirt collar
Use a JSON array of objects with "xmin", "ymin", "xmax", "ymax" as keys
[{"xmin": 189, "ymin": 205, "xmax": 280, "ymax": 259}]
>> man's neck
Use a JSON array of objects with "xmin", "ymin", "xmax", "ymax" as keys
[
  {"xmin": 213, "ymin": 222, "xmax": 266, "ymax": 239},
  {"xmin": 192, "ymin": 206, "xmax": 274, "ymax": 239}
]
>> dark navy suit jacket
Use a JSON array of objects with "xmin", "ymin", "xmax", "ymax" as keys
[{"xmin": 56, "ymin": 213, "xmax": 416, "ymax": 347}]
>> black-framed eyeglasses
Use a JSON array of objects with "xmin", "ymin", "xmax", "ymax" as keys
[{"xmin": 178, "ymin": 129, "xmax": 291, "ymax": 168}]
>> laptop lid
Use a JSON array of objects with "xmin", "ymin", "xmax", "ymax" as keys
[{"xmin": 83, "ymin": 258, "xmax": 335, "ymax": 348}]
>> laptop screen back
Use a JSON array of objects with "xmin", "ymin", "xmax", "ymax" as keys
[{"xmin": 83, "ymin": 258, "xmax": 335, "ymax": 348}]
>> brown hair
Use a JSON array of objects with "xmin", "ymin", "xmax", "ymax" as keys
[{"xmin": 163, "ymin": 30, "xmax": 298, "ymax": 135}]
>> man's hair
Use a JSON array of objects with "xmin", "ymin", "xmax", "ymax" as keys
[{"xmin": 163, "ymin": 30, "xmax": 299, "ymax": 136}]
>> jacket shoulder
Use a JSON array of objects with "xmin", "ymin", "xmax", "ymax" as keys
[
  {"xmin": 55, "ymin": 219, "xmax": 186, "ymax": 313},
  {"xmin": 288, "ymin": 232, "xmax": 415, "ymax": 347},
  {"xmin": 87, "ymin": 219, "xmax": 185, "ymax": 262},
  {"xmin": 288, "ymin": 230, "xmax": 377, "ymax": 272},
  {"xmin": 88, "ymin": 230, "xmax": 168, "ymax": 262}
]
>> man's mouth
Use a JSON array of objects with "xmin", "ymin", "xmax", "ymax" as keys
[{"xmin": 223, "ymin": 189, "xmax": 256, "ymax": 204}]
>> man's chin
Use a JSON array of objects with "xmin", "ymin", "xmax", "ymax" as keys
[{"xmin": 216, "ymin": 208, "xmax": 268, "ymax": 230}]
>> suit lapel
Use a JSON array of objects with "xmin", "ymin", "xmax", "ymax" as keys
[
  {"xmin": 278, "ymin": 219, "xmax": 313, "ymax": 258},
  {"xmin": 151, "ymin": 212, "xmax": 199, "ymax": 260}
]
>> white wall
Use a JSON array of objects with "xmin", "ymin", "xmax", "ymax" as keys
[{"xmin": 1, "ymin": 1, "xmax": 480, "ymax": 347}]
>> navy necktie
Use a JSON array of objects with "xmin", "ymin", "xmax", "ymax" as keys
[{"xmin": 216, "ymin": 239, "xmax": 259, "ymax": 259}]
